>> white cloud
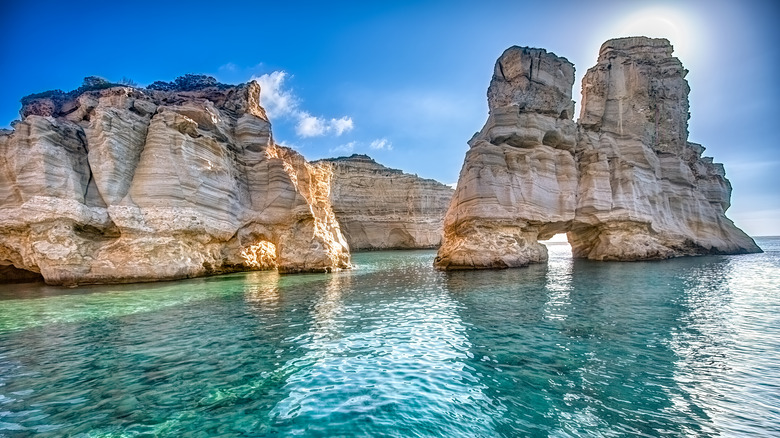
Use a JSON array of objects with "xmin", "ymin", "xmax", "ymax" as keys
[
  {"xmin": 218, "ymin": 62, "xmax": 238, "ymax": 72},
  {"xmin": 252, "ymin": 70, "xmax": 353, "ymax": 137},
  {"xmin": 330, "ymin": 117, "xmax": 354, "ymax": 135},
  {"xmin": 329, "ymin": 141, "xmax": 356, "ymax": 155},
  {"xmin": 369, "ymin": 138, "xmax": 392, "ymax": 150},
  {"xmin": 254, "ymin": 71, "xmax": 299, "ymax": 119},
  {"xmin": 296, "ymin": 113, "xmax": 354, "ymax": 138},
  {"xmin": 296, "ymin": 113, "xmax": 327, "ymax": 137},
  {"xmin": 327, "ymin": 139, "xmax": 392, "ymax": 155}
]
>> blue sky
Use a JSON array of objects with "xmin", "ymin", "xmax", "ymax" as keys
[{"xmin": 1, "ymin": 0, "xmax": 778, "ymax": 235}]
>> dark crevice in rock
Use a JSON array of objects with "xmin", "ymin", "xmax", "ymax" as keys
[{"xmin": 0, "ymin": 265, "xmax": 44, "ymax": 284}]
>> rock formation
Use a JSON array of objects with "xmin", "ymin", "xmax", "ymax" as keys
[
  {"xmin": 573, "ymin": 37, "xmax": 760, "ymax": 259},
  {"xmin": 317, "ymin": 154, "xmax": 454, "ymax": 250},
  {"xmin": 435, "ymin": 38, "xmax": 761, "ymax": 270},
  {"xmin": 435, "ymin": 46, "xmax": 579, "ymax": 269},
  {"xmin": 0, "ymin": 75, "xmax": 351, "ymax": 285}
]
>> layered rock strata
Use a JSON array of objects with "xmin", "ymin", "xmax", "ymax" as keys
[
  {"xmin": 573, "ymin": 37, "xmax": 759, "ymax": 259},
  {"xmin": 0, "ymin": 76, "xmax": 350, "ymax": 285},
  {"xmin": 435, "ymin": 46, "xmax": 579, "ymax": 269},
  {"xmin": 435, "ymin": 38, "xmax": 760, "ymax": 270},
  {"xmin": 318, "ymin": 154, "xmax": 454, "ymax": 250}
]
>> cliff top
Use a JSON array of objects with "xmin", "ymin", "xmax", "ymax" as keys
[
  {"xmin": 598, "ymin": 36, "xmax": 674, "ymax": 60},
  {"xmin": 21, "ymin": 74, "xmax": 228, "ymax": 106},
  {"xmin": 16, "ymin": 74, "xmax": 263, "ymax": 121},
  {"xmin": 317, "ymin": 154, "xmax": 402, "ymax": 174},
  {"xmin": 322, "ymin": 153, "xmax": 378, "ymax": 164},
  {"xmin": 488, "ymin": 44, "xmax": 576, "ymax": 118},
  {"xmin": 317, "ymin": 154, "xmax": 454, "ymax": 190},
  {"xmin": 146, "ymin": 74, "xmax": 230, "ymax": 92},
  {"xmin": 500, "ymin": 46, "xmax": 572, "ymax": 67}
]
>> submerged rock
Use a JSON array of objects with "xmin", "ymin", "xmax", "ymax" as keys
[
  {"xmin": 318, "ymin": 154, "xmax": 454, "ymax": 250},
  {"xmin": 435, "ymin": 37, "xmax": 760, "ymax": 270},
  {"xmin": 0, "ymin": 76, "xmax": 350, "ymax": 285}
]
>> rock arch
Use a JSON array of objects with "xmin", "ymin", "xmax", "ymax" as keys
[{"xmin": 434, "ymin": 38, "xmax": 760, "ymax": 270}]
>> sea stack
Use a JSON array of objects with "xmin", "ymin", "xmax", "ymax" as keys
[
  {"xmin": 435, "ymin": 37, "xmax": 761, "ymax": 270},
  {"xmin": 319, "ymin": 154, "xmax": 454, "ymax": 250},
  {"xmin": 434, "ymin": 46, "xmax": 579, "ymax": 269},
  {"xmin": 0, "ymin": 75, "xmax": 351, "ymax": 285}
]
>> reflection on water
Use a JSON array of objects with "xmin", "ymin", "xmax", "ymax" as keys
[
  {"xmin": 543, "ymin": 242, "xmax": 574, "ymax": 321},
  {"xmin": 243, "ymin": 270, "xmax": 281, "ymax": 307},
  {"xmin": 0, "ymin": 242, "xmax": 779, "ymax": 437},
  {"xmin": 669, "ymin": 245, "xmax": 780, "ymax": 437},
  {"xmin": 266, "ymin": 258, "xmax": 500, "ymax": 436}
]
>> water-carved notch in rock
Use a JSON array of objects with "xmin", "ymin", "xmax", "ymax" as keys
[
  {"xmin": 542, "ymin": 130, "xmax": 562, "ymax": 148},
  {"xmin": 0, "ymin": 263, "xmax": 44, "ymax": 283},
  {"xmin": 241, "ymin": 240, "xmax": 278, "ymax": 270}
]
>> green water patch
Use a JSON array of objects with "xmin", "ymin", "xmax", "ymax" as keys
[
  {"xmin": 0, "ymin": 252, "xmax": 434, "ymax": 333},
  {"xmin": 0, "ymin": 271, "xmax": 286, "ymax": 333}
]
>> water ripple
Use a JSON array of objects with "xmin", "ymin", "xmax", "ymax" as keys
[{"xmin": 0, "ymin": 244, "xmax": 778, "ymax": 436}]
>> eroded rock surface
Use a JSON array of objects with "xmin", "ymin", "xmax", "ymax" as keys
[
  {"xmin": 436, "ymin": 38, "xmax": 760, "ymax": 270},
  {"xmin": 0, "ymin": 76, "xmax": 350, "ymax": 285},
  {"xmin": 572, "ymin": 37, "xmax": 760, "ymax": 259},
  {"xmin": 318, "ymin": 154, "xmax": 454, "ymax": 250},
  {"xmin": 435, "ymin": 46, "xmax": 579, "ymax": 269}
]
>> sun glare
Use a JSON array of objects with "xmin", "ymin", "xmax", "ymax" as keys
[
  {"xmin": 620, "ymin": 15, "xmax": 681, "ymax": 41},
  {"xmin": 614, "ymin": 7, "xmax": 701, "ymax": 63}
]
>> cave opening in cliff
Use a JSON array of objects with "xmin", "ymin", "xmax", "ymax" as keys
[{"xmin": 0, "ymin": 264, "xmax": 45, "ymax": 284}]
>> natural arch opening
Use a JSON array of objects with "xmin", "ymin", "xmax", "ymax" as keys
[{"xmin": 538, "ymin": 233, "xmax": 572, "ymax": 259}]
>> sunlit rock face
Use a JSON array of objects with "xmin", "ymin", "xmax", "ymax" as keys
[
  {"xmin": 436, "ymin": 37, "xmax": 761, "ymax": 270},
  {"xmin": 0, "ymin": 76, "xmax": 350, "ymax": 285},
  {"xmin": 318, "ymin": 154, "xmax": 454, "ymax": 250}
]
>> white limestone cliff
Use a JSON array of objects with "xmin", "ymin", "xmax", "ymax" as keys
[
  {"xmin": 318, "ymin": 154, "xmax": 454, "ymax": 250},
  {"xmin": 572, "ymin": 37, "xmax": 760, "ymax": 260},
  {"xmin": 0, "ymin": 76, "xmax": 351, "ymax": 285},
  {"xmin": 435, "ymin": 46, "xmax": 579, "ymax": 269}
]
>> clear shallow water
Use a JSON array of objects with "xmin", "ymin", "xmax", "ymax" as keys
[{"xmin": 1, "ymin": 238, "xmax": 779, "ymax": 437}]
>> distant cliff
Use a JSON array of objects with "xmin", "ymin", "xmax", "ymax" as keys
[
  {"xmin": 317, "ymin": 154, "xmax": 454, "ymax": 250},
  {"xmin": 435, "ymin": 38, "xmax": 761, "ymax": 270},
  {"xmin": 0, "ymin": 75, "xmax": 350, "ymax": 285}
]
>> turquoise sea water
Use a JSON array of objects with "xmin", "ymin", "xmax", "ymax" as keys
[{"xmin": 1, "ymin": 238, "xmax": 779, "ymax": 437}]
